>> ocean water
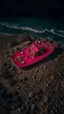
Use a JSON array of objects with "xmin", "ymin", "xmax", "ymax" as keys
[{"xmin": 0, "ymin": 17, "xmax": 64, "ymax": 45}]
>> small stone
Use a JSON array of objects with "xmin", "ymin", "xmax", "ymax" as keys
[
  {"xmin": 7, "ymin": 43, "xmax": 11, "ymax": 47},
  {"xmin": 53, "ymin": 66, "xmax": 55, "ymax": 69},
  {"xmin": 18, "ymin": 108, "xmax": 21, "ymax": 112},
  {"xmin": 31, "ymin": 104, "xmax": 35, "ymax": 110},
  {"xmin": 44, "ymin": 108, "xmax": 48, "ymax": 113},
  {"xmin": 18, "ymin": 70, "xmax": 21, "ymax": 74},
  {"xmin": 29, "ymin": 92, "xmax": 34, "ymax": 98},
  {"xmin": 16, "ymin": 85, "xmax": 19, "ymax": 89},
  {"xmin": 55, "ymin": 58, "xmax": 59, "ymax": 62},
  {"xmin": 50, "ymin": 75, "xmax": 54, "ymax": 80},
  {"xmin": 21, "ymin": 106, "xmax": 25, "ymax": 111},
  {"xmin": 44, "ymin": 65, "xmax": 47, "ymax": 69},
  {"xmin": 35, "ymin": 95, "xmax": 39, "ymax": 100},
  {"xmin": 40, "ymin": 101, "xmax": 44, "ymax": 106},
  {"xmin": 57, "ymin": 72, "xmax": 61, "ymax": 76},
  {"xmin": 9, "ymin": 67, "xmax": 13, "ymax": 71},
  {"xmin": 44, "ymin": 96, "xmax": 48, "ymax": 103}
]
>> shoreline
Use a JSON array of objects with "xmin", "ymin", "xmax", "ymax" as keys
[{"xmin": 0, "ymin": 34, "xmax": 64, "ymax": 52}]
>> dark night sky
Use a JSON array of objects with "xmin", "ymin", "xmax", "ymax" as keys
[{"xmin": 0, "ymin": 0, "xmax": 64, "ymax": 19}]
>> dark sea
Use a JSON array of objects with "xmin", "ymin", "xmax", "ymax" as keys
[{"xmin": 0, "ymin": 17, "xmax": 64, "ymax": 45}]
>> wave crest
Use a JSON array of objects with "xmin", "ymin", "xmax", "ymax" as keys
[{"xmin": 0, "ymin": 22, "xmax": 64, "ymax": 37}]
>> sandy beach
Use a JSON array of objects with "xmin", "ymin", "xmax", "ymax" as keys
[
  {"xmin": 0, "ymin": 34, "xmax": 64, "ymax": 114},
  {"xmin": 0, "ymin": 35, "xmax": 18, "ymax": 72}
]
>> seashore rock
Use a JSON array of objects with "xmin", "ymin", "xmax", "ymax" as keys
[
  {"xmin": 7, "ymin": 42, "xmax": 11, "ymax": 48},
  {"xmin": 17, "ymin": 107, "xmax": 21, "ymax": 112},
  {"xmin": 55, "ymin": 56, "xmax": 61, "ymax": 62},
  {"xmin": 18, "ymin": 70, "xmax": 22, "ymax": 75},
  {"xmin": 50, "ymin": 75, "xmax": 55, "ymax": 80},
  {"xmin": 29, "ymin": 92, "xmax": 34, "ymax": 98},
  {"xmin": 31, "ymin": 104, "xmax": 35, "ymax": 111},
  {"xmin": 44, "ymin": 96, "xmax": 48, "ymax": 103},
  {"xmin": 44, "ymin": 107, "xmax": 48, "ymax": 113},
  {"xmin": 44, "ymin": 65, "xmax": 47, "ymax": 70},
  {"xmin": 40, "ymin": 101, "xmax": 44, "ymax": 106},
  {"xmin": 55, "ymin": 58, "xmax": 59, "ymax": 62},
  {"xmin": 17, "ymin": 105, "xmax": 25, "ymax": 112}
]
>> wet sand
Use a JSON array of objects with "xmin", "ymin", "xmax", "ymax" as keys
[{"xmin": 0, "ymin": 34, "xmax": 64, "ymax": 114}]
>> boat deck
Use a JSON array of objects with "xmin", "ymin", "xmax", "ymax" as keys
[{"xmin": 12, "ymin": 40, "xmax": 56, "ymax": 68}]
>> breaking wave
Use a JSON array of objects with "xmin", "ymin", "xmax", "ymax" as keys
[{"xmin": 0, "ymin": 22, "xmax": 64, "ymax": 37}]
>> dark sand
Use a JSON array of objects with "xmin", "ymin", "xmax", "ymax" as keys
[
  {"xmin": 0, "ymin": 35, "xmax": 18, "ymax": 72},
  {"xmin": 0, "ymin": 34, "xmax": 64, "ymax": 114}
]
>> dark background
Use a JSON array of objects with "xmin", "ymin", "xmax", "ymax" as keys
[{"xmin": 0, "ymin": 0, "xmax": 64, "ymax": 19}]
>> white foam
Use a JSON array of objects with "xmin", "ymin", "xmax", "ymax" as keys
[
  {"xmin": 53, "ymin": 32, "xmax": 64, "ymax": 37},
  {"xmin": 58, "ymin": 30, "xmax": 64, "ymax": 33},
  {"xmin": 21, "ymin": 27, "xmax": 46, "ymax": 33},
  {"xmin": 0, "ymin": 21, "xmax": 64, "ymax": 37}
]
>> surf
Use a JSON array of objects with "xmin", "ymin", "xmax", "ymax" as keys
[{"xmin": 0, "ymin": 22, "xmax": 64, "ymax": 38}]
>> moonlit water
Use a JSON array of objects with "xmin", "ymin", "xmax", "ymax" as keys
[{"xmin": 0, "ymin": 17, "xmax": 64, "ymax": 45}]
